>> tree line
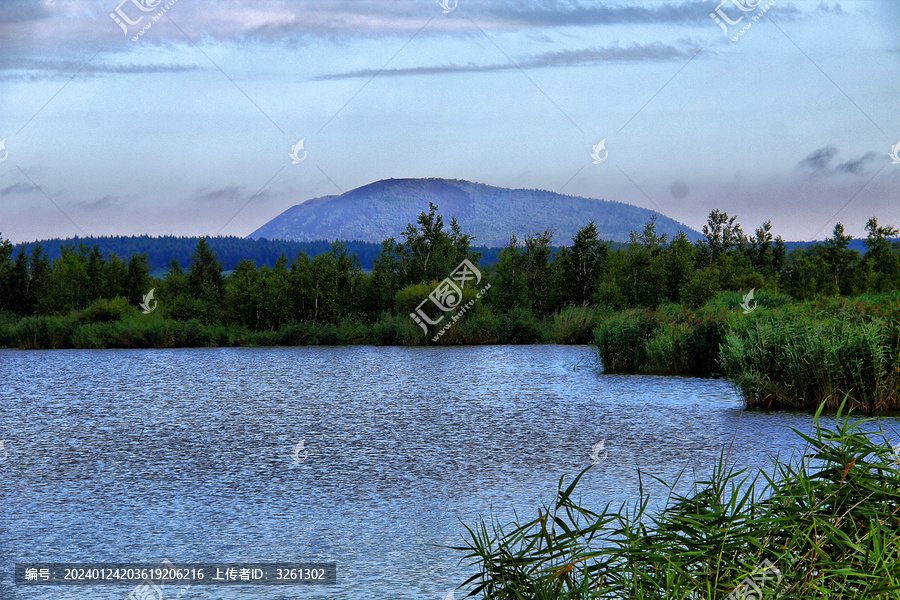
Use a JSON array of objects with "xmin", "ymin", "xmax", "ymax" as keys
[
  {"xmin": 1, "ymin": 205, "xmax": 899, "ymax": 331},
  {"xmin": 12, "ymin": 234, "xmax": 509, "ymax": 272}
]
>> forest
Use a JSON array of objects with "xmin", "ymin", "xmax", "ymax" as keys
[
  {"xmin": 1, "ymin": 204, "xmax": 899, "ymax": 349},
  {"xmin": 11, "ymin": 234, "xmax": 511, "ymax": 273}
]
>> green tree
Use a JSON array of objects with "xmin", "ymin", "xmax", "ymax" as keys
[
  {"xmin": 554, "ymin": 222, "xmax": 608, "ymax": 307},
  {"xmin": 290, "ymin": 251, "xmax": 314, "ymax": 321},
  {"xmin": 397, "ymin": 203, "xmax": 480, "ymax": 286},
  {"xmin": 862, "ymin": 217, "xmax": 900, "ymax": 293},
  {"xmin": 490, "ymin": 235, "xmax": 529, "ymax": 313},
  {"xmin": 362, "ymin": 239, "xmax": 405, "ymax": 319},
  {"xmin": 309, "ymin": 242, "xmax": 361, "ymax": 323},
  {"xmin": 822, "ymin": 223, "xmax": 859, "ymax": 295},
  {"xmin": 522, "ymin": 231, "xmax": 554, "ymax": 318},
  {"xmin": 617, "ymin": 216, "xmax": 668, "ymax": 307},
  {"xmin": 786, "ymin": 246, "xmax": 831, "ymax": 300},
  {"xmin": 9, "ymin": 248, "xmax": 32, "ymax": 314},
  {"xmin": 101, "ymin": 253, "xmax": 128, "ymax": 300},
  {"xmin": 41, "ymin": 245, "xmax": 89, "ymax": 314},
  {"xmin": 0, "ymin": 235, "xmax": 15, "ymax": 313},
  {"xmin": 747, "ymin": 221, "xmax": 776, "ymax": 277},
  {"xmin": 663, "ymin": 231, "xmax": 696, "ymax": 304},
  {"xmin": 187, "ymin": 238, "xmax": 225, "ymax": 324},
  {"xmin": 126, "ymin": 253, "xmax": 151, "ymax": 305},
  {"xmin": 697, "ymin": 209, "xmax": 746, "ymax": 268},
  {"xmin": 28, "ymin": 245, "xmax": 51, "ymax": 314},
  {"xmin": 225, "ymin": 259, "xmax": 262, "ymax": 329},
  {"xmin": 259, "ymin": 254, "xmax": 293, "ymax": 330},
  {"xmin": 85, "ymin": 245, "xmax": 105, "ymax": 303}
]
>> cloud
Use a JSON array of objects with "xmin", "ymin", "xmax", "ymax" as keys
[
  {"xmin": 195, "ymin": 185, "xmax": 245, "ymax": 203},
  {"xmin": 483, "ymin": 1, "xmax": 725, "ymax": 27},
  {"xmin": 797, "ymin": 145, "xmax": 838, "ymax": 171},
  {"xmin": 193, "ymin": 185, "xmax": 273, "ymax": 204},
  {"xmin": 836, "ymin": 152, "xmax": 879, "ymax": 174},
  {"xmin": 0, "ymin": 182, "xmax": 39, "ymax": 195},
  {"xmin": 815, "ymin": 2, "xmax": 845, "ymax": 15},
  {"xmin": 0, "ymin": 0, "xmax": 809, "ymax": 48},
  {"xmin": 72, "ymin": 196, "xmax": 120, "ymax": 211},
  {"xmin": 315, "ymin": 40, "xmax": 700, "ymax": 80},
  {"xmin": 796, "ymin": 146, "xmax": 881, "ymax": 176},
  {"xmin": 0, "ymin": 56, "xmax": 202, "ymax": 80}
]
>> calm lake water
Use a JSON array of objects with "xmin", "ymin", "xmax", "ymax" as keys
[{"xmin": 3, "ymin": 345, "xmax": 900, "ymax": 599}]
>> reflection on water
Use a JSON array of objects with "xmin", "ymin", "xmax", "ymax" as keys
[{"xmin": 2, "ymin": 345, "xmax": 899, "ymax": 599}]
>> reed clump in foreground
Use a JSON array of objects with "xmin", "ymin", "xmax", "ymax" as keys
[{"xmin": 454, "ymin": 403, "xmax": 900, "ymax": 599}]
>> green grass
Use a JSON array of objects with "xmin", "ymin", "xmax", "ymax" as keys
[
  {"xmin": 453, "ymin": 402, "xmax": 900, "ymax": 599},
  {"xmin": 0, "ymin": 303, "xmax": 601, "ymax": 348}
]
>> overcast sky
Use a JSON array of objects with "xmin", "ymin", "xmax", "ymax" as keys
[{"xmin": 0, "ymin": 0, "xmax": 898, "ymax": 244}]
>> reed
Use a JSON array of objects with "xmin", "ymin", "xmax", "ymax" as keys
[
  {"xmin": 551, "ymin": 306, "xmax": 608, "ymax": 345},
  {"xmin": 454, "ymin": 403, "xmax": 900, "ymax": 599},
  {"xmin": 721, "ymin": 316, "xmax": 900, "ymax": 411}
]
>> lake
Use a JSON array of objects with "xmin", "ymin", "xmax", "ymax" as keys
[{"xmin": 3, "ymin": 345, "xmax": 899, "ymax": 599}]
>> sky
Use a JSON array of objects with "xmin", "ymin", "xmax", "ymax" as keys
[{"xmin": 0, "ymin": 0, "xmax": 897, "ymax": 244}]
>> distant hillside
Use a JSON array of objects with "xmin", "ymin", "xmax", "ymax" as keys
[
  {"xmin": 15, "ymin": 234, "xmax": 892, "ymax": 276},
  {"xmin": 12, "ymin": 235, "xmax": 518, "ymax": 272},
  {"xmin": 784, "ymin": 239, "xmax": 899, "ymax": 255},
  {"xmin": 14, "ymin": 236, "xmax": 382, "ymax": 274},
  {"xmin": 249, "ymin": 178, "xmax": 701, "ymax": 246}
]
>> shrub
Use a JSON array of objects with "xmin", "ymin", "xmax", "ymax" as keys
[
  {"xmin": 551, "ymin": 306, "xmax": 606, "ymax": 344},
  {"xmin": 10, "ymin": 316, "xmax": 74, "ymax": 349},
  {"xmin": 370, "ymin": 314, "xmax": 424, "ymax": 345},
  {"xmin": 592, "ymin": 309, "xmax": 659, "ymax": 371},
  {"xmin": 74, "ymin": 297, "xmax": 137, "ymax": 325}
]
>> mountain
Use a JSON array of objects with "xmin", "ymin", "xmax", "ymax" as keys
[{"xmin": 248, "ymin": 178, "xmax": 701, "ymax": 247}]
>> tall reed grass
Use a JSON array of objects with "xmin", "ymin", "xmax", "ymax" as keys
[
  {"xmin": 592, "ymin": 292, "xmax": 900, "ymax": 410},
  {"xmin": 593, "ymin": 305, "xmax": 728, "ymax": 374},
  {"xmin": 721, "ymin": 317, "xmax": 900, "ymax": 411},
  {"xmin": 454, "ymin": 403, "xmax": 900, "ymax": 599}
]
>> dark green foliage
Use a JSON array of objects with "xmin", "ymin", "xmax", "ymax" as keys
[{"xmin": 3, "ymin": 210, "xmax": 900, "ymax": 363}]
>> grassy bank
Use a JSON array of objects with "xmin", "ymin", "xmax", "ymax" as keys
[
  {"xmin": 592, "ymin": 292, "xmax": 900, "ymax": 411},
  {"xmin": 0, "ymin": 303, "xmax": 606, "ymax": 349},
  {"xmin": 454, "ymin": 404, "xmax": 900, "ymax": 599}
]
